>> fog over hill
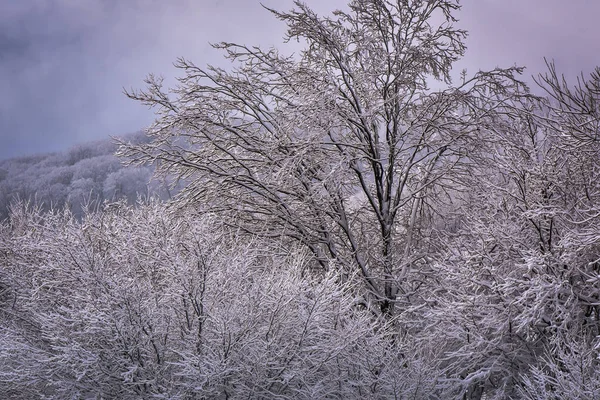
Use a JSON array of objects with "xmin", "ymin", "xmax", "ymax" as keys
[{"xmin": 0, "ymin": 131, "xmax": 180, "ymax": 220}]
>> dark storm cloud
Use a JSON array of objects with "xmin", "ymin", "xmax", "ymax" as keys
[
  {"xmin": 0, "ymin": 0, "xmax": 292, "ymax": 160},
  {"xmin": 0, "ymin": 0, "xmax": 599, "ymax": 160}
]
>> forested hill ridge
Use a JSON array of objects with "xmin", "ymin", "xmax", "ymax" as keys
[{"xmin": 0, "ymin": 131, "xmax": 178, "ymax": 220}]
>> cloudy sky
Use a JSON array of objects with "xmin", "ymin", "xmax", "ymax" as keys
[{"xmin": 0, "ymin": 0, "xmax": 599, "ymax": 160}]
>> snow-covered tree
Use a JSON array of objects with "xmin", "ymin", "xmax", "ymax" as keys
[
  {"xmin": 120, "ymin": 0, "xmax": 526, "ymax": 315},
  {"xmin": 411, "ymin": 64, "xmax": 600, "ymax": 398}
]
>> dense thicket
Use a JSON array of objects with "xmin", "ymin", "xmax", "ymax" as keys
[
  {"xmin": 0, "ymin": 202, "xmax": 441, "ymax": 398},
  {"xmin": 1, "ymin": 0, "xmax": 600, "ymax": 398}
]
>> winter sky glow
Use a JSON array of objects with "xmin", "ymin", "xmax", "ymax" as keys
[{"xmin": 0, "ymin": 0, "xmax": 599, "ymax": 160}]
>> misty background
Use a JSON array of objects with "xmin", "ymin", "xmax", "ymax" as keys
[{"xmin": 0, "ymin": 0, "xmax": 599, "ymax": 161}]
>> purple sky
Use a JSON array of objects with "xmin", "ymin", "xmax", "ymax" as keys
[{"xmin": 0, "ymin": 0, "xmax": 599, "ymax": 160}]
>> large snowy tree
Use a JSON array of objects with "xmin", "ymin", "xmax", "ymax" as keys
[{"xmin": 121, "ymin": 0, "xmax": 526, "ymax": 315}]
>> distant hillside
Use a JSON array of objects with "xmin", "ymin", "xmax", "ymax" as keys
[{"xmin": 0, "ymin": 132, "xmax": 180, "ymax": 220}]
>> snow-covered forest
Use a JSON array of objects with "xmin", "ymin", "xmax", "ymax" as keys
[
  {"xmin": 0, "ymin": 132, "xmax": 182, "ymax": 220},
  {"xmin": 1, "ymin": 0, "xmax": 600, "ymax": 398}
]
